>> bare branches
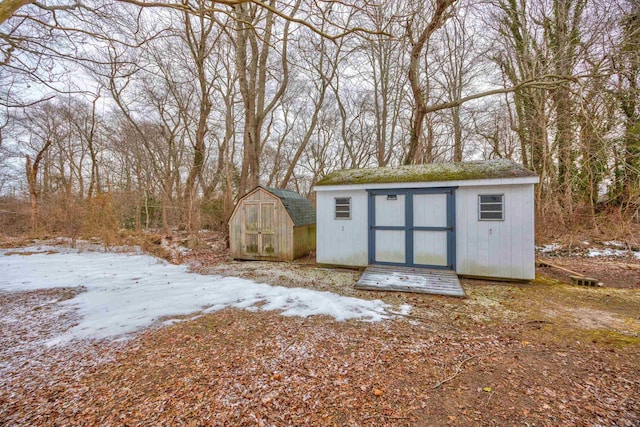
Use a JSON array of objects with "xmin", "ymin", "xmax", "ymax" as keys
[
  {"xmin": 0, "ymin": 1, "xmax": 85, "ymax": 25},
  {"xmin": 432, "ymin": 350, "xmax": 497, "ymax": 389},
  {"xmin": 2, "ymin": 0, "xmax": 638, "ymax": 230},
  {"xmin": 116, "ymin": 0, "xmax": 391, "ymax": 41},
  {"xmin": 405, "ymin": 0, "xmax": 459, "ymax": 165},
  {"xmin": 0, "ymin": 95, "xmax": 54, "ymax": 108},
  {"xmin": 424, "ymin": 74, "xmax": 581, "ymax": 114}
]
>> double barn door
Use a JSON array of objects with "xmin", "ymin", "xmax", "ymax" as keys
[
  {"xmin": 244, "ymin": 202, "xmax": 277, "ymax": 256},
  {"xmin": 368, "ymin": 188, "xmax": 455, "ymax": 269}
]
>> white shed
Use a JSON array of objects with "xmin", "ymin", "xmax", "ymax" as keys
[{"xmin": 314, "ymin": 159, "xmax": 539, "ymax": 281}]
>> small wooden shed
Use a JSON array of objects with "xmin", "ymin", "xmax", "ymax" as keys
[
  {"xmin": 229, "ymin": 186, "xmax": 316, "ymax": 261},
  {"xmin": 314, "ymin": 159, "xmax": 539, "ymax": 280}
]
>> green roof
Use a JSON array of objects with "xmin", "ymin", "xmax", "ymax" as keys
[
  {"xmin": 315, "ymin": 159, "xmax": 537, "ymax": 186},
  {"xmin": 261, "ymin": 186, "xmax": 316, "ymax": 226}
]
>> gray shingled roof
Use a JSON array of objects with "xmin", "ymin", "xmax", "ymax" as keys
[
  {"xmin": 315, "ymin": 159, "xmax": 537, "ymax": 186},
  {"xmin": 261, "ymin": 186, "xmax": 316, "ymax": 227}
]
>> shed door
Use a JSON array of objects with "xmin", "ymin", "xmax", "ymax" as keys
[
  {"xmin": 244, "ymin": 202, "xmax": 277, "ymax": 256},
  {"xmin": 372, "ymin": 194, "xmax": 406, "ymax": 264},
  {"xmin": 413, "ymin": 193, "xmax": 449, "ymax": 267},
  {"xmin": 368, "ymin": 188, "xmax": 455, "ymax": 269}
]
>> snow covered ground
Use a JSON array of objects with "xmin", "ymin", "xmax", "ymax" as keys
[
  {"xmin": 0, "ymin": 246, "xmax": 408, "ymax": 345},
  {"xmin": 536, "ymin": 241, "xmax": 640, "ymax": 259}
]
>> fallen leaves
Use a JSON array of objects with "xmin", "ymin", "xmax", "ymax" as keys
[
  {"xmin": 1, "ymin": 247, "xmax": 640, "ymax": 427},
  {"xmin": 2, "ymin": 302, "xmax": 638, "ymax": 427}
]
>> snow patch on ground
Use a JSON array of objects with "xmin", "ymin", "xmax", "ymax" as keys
[
  {"xmin": 161, "ymin": 237, "xmax": 190, "ymax": 255},
  {"xmin": 587, "ymin": 248, "xmax": 630, "ymax": 257},
  {"xmin": 536, "ymin": 243, "xmax": 563, "ymax": 253},
  {"xmin": 387, "ymin": 304, "xmax": 412, "ymax": 316},
  {"xmin": 0, "ymin": 248, "xmax": 401, "ymax": 345},
  {"xmin": 603, "ymin": 240, "xmax": 627, "ymax": 248},
  {"xmin": 537, "ymin": 241, "xmax": 640, "ymax": 259}
]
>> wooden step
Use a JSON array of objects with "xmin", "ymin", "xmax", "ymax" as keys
[{"xmin": 356, "ymin": 265, "xmax": 465, "ymax": 297}]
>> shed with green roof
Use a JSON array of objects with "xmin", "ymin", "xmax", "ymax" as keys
[
  {"xmin": 229, "ymin": 186, "xmax": 316, "ymax": 261},
  {"xmin": 313, "ymin": 159, "xmax": 539, "ymax": 280}
]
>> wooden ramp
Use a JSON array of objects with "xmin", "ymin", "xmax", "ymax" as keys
[{"xmin": 356, "ymin": 265, "xmax": 465, "ymax": 297}]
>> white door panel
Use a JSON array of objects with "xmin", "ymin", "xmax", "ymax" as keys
[
  {"xmin": 413, "ymin": 231, "xmax": 447, "ymax": 266},
  {"xmin": 375, "ymin": 194, "xmax": 405, "ymax": 227},
  {"xmin": 413, "ymin": 193, "xmax": 447, "ymax": 227},
  {"xmin": 375, "ymin": 230, "xmax": 405, "ymax": 263}
]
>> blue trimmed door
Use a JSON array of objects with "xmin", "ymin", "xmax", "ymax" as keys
[{"xmin": 368, "ymin": 188, "xmax": 456, "ymax": 270}]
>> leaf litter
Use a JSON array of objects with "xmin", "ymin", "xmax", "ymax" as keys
[{"xmin": 0, "ymin": 241, "xmax": 639, "ymax": 426}]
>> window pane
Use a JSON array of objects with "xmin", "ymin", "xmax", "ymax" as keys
[
  {"xmin": 480, "ymin": 211, "xmax": 503, "ymax": 220},
  {"xmin": 335, "ymin": 197, "xmax": 351, "ymax": 219},
  {"xmin": 245, "ymin": 204, "xmax": 259, "ymax": 232},
  {"xmin": 245, "ymin": 234, "xmax": 258, "ymax": 253},
  {"xmin": 480, "ymin": 203, "xmax": 503, "ymax": 211},
  {"xmin": 262, "ymin": 234, "xmax": 276, "ymax": 255},
  {"xmin": 480, "ymin": 195, "xmax": 502, "ymax": 204},
  {"xmin": 261, "ymin": 204, "xmax": 275, "ymax": 233},
  {"xmin": 479, "ymin": 194, "xmax": 503, "ymax": 221}
]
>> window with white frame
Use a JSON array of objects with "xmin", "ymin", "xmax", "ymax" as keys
[
  {"xmin": 335, "ymin": 197, "xmax": 351, "ymax": 219},
  {"xmin": 478, "ymin": 194, "xmax": 504, "ymax": 220}
]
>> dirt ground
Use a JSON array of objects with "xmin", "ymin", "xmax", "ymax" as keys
[
  {"xmin": 537, "ymin": 256, "xmax": 640, "ymax": 289},
  {"xmin": 1, "ymin": 237, "xmax": 639, "ymax": 426}
]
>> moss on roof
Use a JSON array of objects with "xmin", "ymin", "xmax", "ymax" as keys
[{"xmin": 315, "ymin": 159, "xmax": 537, "ymax": 186}]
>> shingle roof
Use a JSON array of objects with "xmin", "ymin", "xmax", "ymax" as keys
[
  {"xmin": 315, "ymin": 159, "xmax": 537, "ymax": 186},
  {"xmin": 261, "ymin": 186, "xmax": 316, "ymax": 227}
]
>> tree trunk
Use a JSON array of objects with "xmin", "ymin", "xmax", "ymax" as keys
[
  {"xmin": 236, "ymin": 0, "xmax": 294, "ymax": 195},
  {"xmin": 24, "ymin": 138, "xmax": 53, "ymax": 233},
  {"xmin": 405, "ymin": 0, "xmax": 457, "ymax": 165},
  {"xmin": 0, "ymin": 0, "xmax": 33, "ymax": 25}
]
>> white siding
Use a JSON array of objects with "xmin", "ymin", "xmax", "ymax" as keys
[
  {"xmin": 315, "ymin": 182, "xmax": 536, "ymax": 280},
  {"xmin": 455, "ymin": 184, "xmax": 535, "ymax": 280},
  {"xmin": 316, "ymin": 190, "xmax": 368, "ymax": 266}
]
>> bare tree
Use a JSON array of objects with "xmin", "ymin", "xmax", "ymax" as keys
[
  {"xmin": 404, "ymin": 0, "xmax": 458, "ymax": 165},
  {"xmin": 279, "ymin": 17, "xmax": 344, "ymax": 188},
  {"xmin": 435, "ymin": 5, "xmax": 482, "ymax": 161},
  {"xmin": 612, "ymin": 1, "xmax": 640, "ymax": 207},
  {"xmin": 17, "ymin": 102, "xmax": 66, "ymax": 231},
  {"xmin": 235, "ymin": 0, "xmax": 298, "ymax": 195},
  {"xmin": 358, "ymin": 2, "xmax": 409, "ymax": 166},
  {"xmin": 491, "ymin": 0, "xmax": 552, "ymax": 187}
]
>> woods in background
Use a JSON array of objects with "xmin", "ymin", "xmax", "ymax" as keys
[{"xmin": 0, "ymin": 0, "xmax": 638, "ymax": 239}]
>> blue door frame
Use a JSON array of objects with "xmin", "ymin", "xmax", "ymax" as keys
[{"xmin": 367, "ymin": 187, "xmax": 456, "ymax": 270}]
